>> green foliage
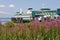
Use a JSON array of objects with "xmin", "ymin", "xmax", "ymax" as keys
[
  {"xmin": 0, "ymin": 21, "xmax": 60, "ymax": 40},
  {"xmin": 5, "ymin": 21, "xmax": 15, "ymax": 28}
]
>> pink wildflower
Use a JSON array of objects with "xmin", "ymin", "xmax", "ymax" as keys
[
  {"xmin": 12, "ymin": 27, "xmax": 17, "ymax": 33},
  {"xmin": 19, "ymin": 23, "xmax": 29, "ymax": 31},
  {"xmin": 0, "ymin": 20, "xmax": 2, "ymax": 25}
]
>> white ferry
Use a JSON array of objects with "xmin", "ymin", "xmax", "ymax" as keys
[{"xmin": 11, "ymin": 8, "xmax": 60, "ymax": 23}]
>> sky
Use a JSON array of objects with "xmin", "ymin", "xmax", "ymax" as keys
[{"xmin": 0, "ymin": 0, "xmax": 60, "ymax": 18}]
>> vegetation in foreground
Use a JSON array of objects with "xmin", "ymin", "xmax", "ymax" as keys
[{"xmin": 0, "ymin": 19, "xmax": 60, "ymax": 40}]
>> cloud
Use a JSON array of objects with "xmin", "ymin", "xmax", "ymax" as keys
[
  {"xmin": 8, "ymin": 4, "xmax": 15, "ymax": 8},
  {"xmin": 0, "ymin": 11, "xmax": 14, "ymax": 18},
  {"xmin": 0, "ymin": 11, "xmax": 8, "ymax": 18},
  {"xmin": 0, "ymin": 11, "xmax": 7, "ymax": 14},
  {"xmin": 0, "ymin": 5, "xmax": 5, "ymax": 8}
]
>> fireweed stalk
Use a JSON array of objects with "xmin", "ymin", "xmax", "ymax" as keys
[{"xmin": 0, "ymin": 19, "xmax": 59, "ymax": 40}]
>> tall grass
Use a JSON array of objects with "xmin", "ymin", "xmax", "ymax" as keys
[{"xmin": 0, "ymin": 18, "xmax": 60, "ymax": 40}]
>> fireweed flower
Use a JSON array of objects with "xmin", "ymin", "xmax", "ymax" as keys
[
  {"xmin": 30, "ymin": 20, "xmax": 40, "ymax": 35},
  {"xmin": 30, "ymin": 21, "xmax": 35, "ymax": 29},
  {"xmin": 42, "ymin": 19, "xmax": 53, "ymax": 32},
  {"xmin": 56, "ymin": 19, "xmax": 60, "ymax": 25},
  {"xmin": 42, "ymin": 20, "xmax": 48, "ymax": 26},
  {"xmin": 30, "ymin": 20, "xmax": 40, "ymax": 28},
  {"xmin": 12, "ymin": 27, "xmax": 18, "ymax": 33},
  {"xmin": 29, "ymin": 21, "xmax": 39, "ymax": 34},
  {"xmin": 19, "ymin": 22, "xmax": 29, "ymax": 31},
  {"xmin": 35, "ymin": 17, "xmax": 40, "ymax": 27},
  {"xmin": 47, "ymin": 21, "xmax": 52, "ymax": 26},
  {"xmin": 44, "ymin": 25, "xmax": 50, "ymax": 32},
  {"xmin": 1, "ymin": 28, "xmax": 5, "ymax": 33},
  {"xmin": 0, "ymin": 20, "xmax": 2, "ymax": 25},
  {"xmin": 53, "ymin": 21, "xmax": 58, "ymax": 29},
  {"xmin": 44, "ymin": 22, "xmax": 51, "ymax": 31},
  {"xmin": 30, "ymin": 21, "xmax": 35, "ymax": 26},
  {"xmin": 42, "ymin": 18, "xmax": 48, "ymax": 25},
  {"xmin": 50, "ymin": 20, "xmax": 58, "ymax": 29}
]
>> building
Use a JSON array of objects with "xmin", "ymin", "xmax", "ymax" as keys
[{"xmin": 11, "ymin": 8, "xmax": 60, "ymax": 23}]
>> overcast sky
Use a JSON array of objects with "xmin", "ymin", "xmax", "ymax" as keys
[{"xmin": 0, "ymin": 0, "xmax": 60, "ymax": 18}]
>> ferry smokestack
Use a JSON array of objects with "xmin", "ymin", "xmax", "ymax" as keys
[{"xmin": 28, "ymin": 8, "xmax": 33, "ymax": 10}]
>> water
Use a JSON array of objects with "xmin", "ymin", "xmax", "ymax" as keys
[{"xmin": 0, "ymin": 18, "xmax": 11, "ymax": 24}]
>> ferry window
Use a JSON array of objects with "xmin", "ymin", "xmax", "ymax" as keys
[
  {"xmin": 19, "ymin": 14, "xmax": 22, "ymax": 15},
  {"xmin": 11, "ymin": 18, "xmax": 17, "ymax": 22}
]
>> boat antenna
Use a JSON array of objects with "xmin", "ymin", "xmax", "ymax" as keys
[{"xmin": 19, "ymin": 8, "xmax": 23, "ymax": 13}]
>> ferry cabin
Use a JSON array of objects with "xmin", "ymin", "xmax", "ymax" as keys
[{"xmin": 11, "ymin": 8, "xmax": 60, "ymax": 23}]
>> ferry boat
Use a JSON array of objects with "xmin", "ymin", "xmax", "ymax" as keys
[{"xmin": 11, "ymin": 8, "xmax": 60, "ymax": 23}]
